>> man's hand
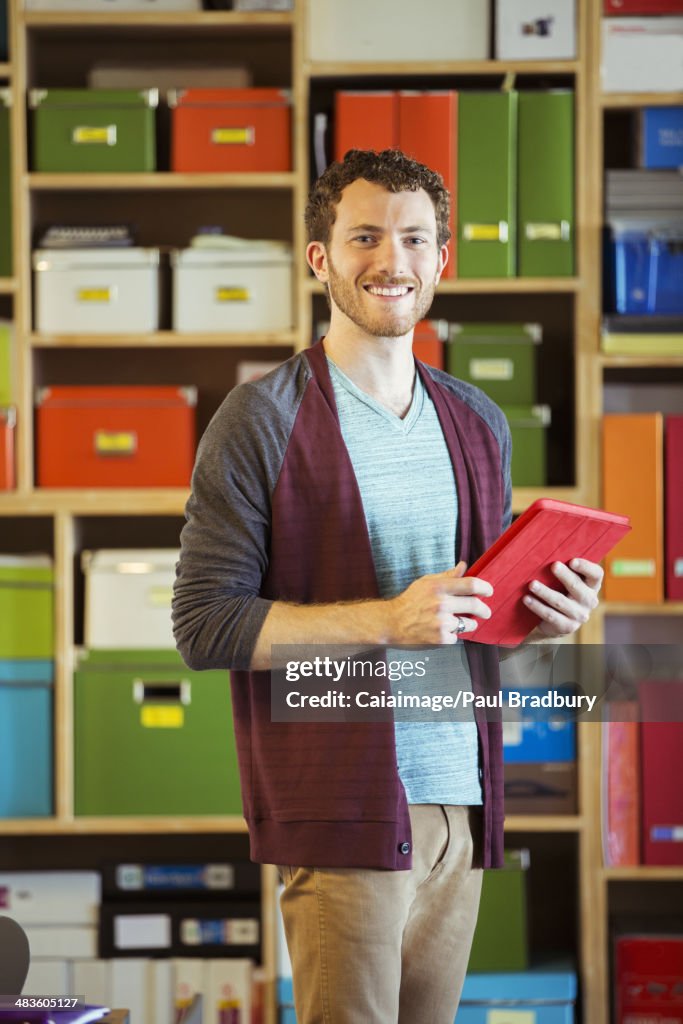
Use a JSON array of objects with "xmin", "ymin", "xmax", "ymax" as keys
[
  {"xmin": 389, "ymin": 561, "xmax": 493, "ymax": 645},
  {"xmin": 522, "ymin": 557, "xmax": 603, "ymax": 640}
]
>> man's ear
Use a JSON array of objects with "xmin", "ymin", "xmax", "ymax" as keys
[
  {"xmin": 435, "ymin": 242, "xmax": 449, "ymax": 284},
  {"xmin": 306, "ymin": 240, "xmax": 329, "ymax": 282}
]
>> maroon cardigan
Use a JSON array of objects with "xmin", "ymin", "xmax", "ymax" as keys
[{"xmin": 174, "ymin": 341, "xmax": 512, "ymax": 870}]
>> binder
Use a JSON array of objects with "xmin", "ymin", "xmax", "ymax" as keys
[
  {"xmin": 518, "ymin": 90, "xmax": 574, "ymax": 277},
  {"xmin": 398, "ymin": 91, "xmax": 457, "ymax": 277},
  {"xmin": 102, "ymin": 861, "xmax": 261, "ymax": 899},
  {"xmin": 666, "ymin": 416, "xmax": 683, "ymax": 600},
  {"xmin": 640, "ymin": 680, "xmax": 683, "ymax": 865},
  {"xmin": 334, "ymin": 92, "xmax": 397, "ymax": 162},
  {"xmin": 0, "ymin": 89, "xmax": 11, "ymax": 278},
  {"xmin": 458, "ymin": 91, "xmax": 517, "ymax": 278},
  {"xmin": 602, "ymin": 702, "xmax": 640, "ymax": 867},
  {"xmin": 603, "ymin": 414, "xmax": 664, "ymax": 602}
]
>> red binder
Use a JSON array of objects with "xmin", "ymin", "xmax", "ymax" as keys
[
  {"xmin": 465, "ymin": 498, "xmax": 631, "ymax": 646},
  {"xmin": 334, "ymin": 92, "xmax": 397, "ymax": 163},
  {"xmin": 604, "ymin": 0, "xmax": 683, "ymax": 12},
  {"xmin": 640, "ymin": 680, "xmax": 683, "ymax": 866},
  {"xmin": 604, "ymin": 702, "xmax": 640, "ymax": 866},
  {"xmin": 666, "ymin": 415, "xmax": 683, "ymax": 600}
]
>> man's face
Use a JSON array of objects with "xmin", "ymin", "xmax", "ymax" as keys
[{"xmin": 309, "ymin": 179, "xmax": 448, "ymax": 339}]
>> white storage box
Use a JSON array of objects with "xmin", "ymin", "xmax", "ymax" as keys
[
  {"xmin": 33, "ymin": 248, "xmax": 160, "ymax": 335},
  {"xmin": 307, "ymin": 0, "xmax": 489, "ymax": 62},
  {"xmin": 495, "ymin": 0, "xmax": 576, "ymax": 60},
  {"xmin": 82, "ymin": 548, "xmax": 179, "ymax": 650},
  {"xmin": 602, "ymin": 18, "xmax": 683, "ymax": 92},
  {"xmin": 25, "ymin": 1, "xmax": 200, "ymax": 10},
  {"xmin": 172, "ymin": 246, "xmax": 293, "ymax": 333}
]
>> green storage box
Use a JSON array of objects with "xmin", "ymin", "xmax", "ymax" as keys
[
  {"xmin": 0, "ymin": 556, "xmax": 54, "ymax": 659},
  {"xmin": 0, "ymin": 89, "xmax": 11, "ymax": 278},
  {"xmin": 502, "ymin": 404, "xmax": 551, "ymax": 487},
  {"xmin": 74, "ymin": 649, "xmax": 242, "ymax": 816},
  {"xmin": 0, "ymin": 320, "xmax": 11, "ymax": 404},
  {"xmin": 468, "ymin": 849, "xmax": 529, "ymax": 972},
  {"xmin": 448, "ymin": 323, "xmax": 541, "ymax": 406},
  {"xmin": 30, "ymin": 88, "xmax": 157, "ymax": 173}
]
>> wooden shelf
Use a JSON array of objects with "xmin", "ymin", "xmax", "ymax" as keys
[
  {"xmin": 29, "ymin": 330, "xmax": 298, "ymax": 348},
  {"xmin": 0, "ymin": 816, "xmax": 248, "ymax": 835},
  {"xmin": 0, "ymin": 489, "xmax": 190, "ymax": 515},
  {"xmin": 0, "ymin": 63, "xmax": 11, "ymax": 79},
  {"xmin": 603, "ymin": 866, "xmax": 683, "ymax": 881},
  {"xmin": 0, "ymin": 277, "xmax": 16, "ymax": 294},
  {"xmin": 305, "ymin": 276, "xmax": 580, "ymax": 296},
  {"xmin": 27, "ymin": 172, "xmax": 297, "ymax": 191},
  {"xmin": 601, "ymin": 91, "xmax": 683, "ymax": 108},
  {"xmin": 22, "ymin": 10, "xmax": 293, "ymax": 29},
  {"xmin": 602, "ymin": 602, "xmax": 683, "ymax": 616},
  {"xmin": 306, "ymin": 59, "xmax": 580, "ymax": 77},
  {"xmin": 505, "ymin": 815, "xmax": 584, "ymax": 832},
  {"xmin": 599, "ymin": 354, "xmax": 683, "ymax": 369}
]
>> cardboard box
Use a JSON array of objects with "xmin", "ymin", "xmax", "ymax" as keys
[
  {"xmin": 413, "ymin": 320, "xmax": 448, "ymax": 371},
  {"xmin": 0, "ymin": 871, "xmax": 100, "ymax": 925},
  {"xmin": 448, "ymin": 323, "xmax": 541, "ymax": 405},
  {"xmin": 602, "ymin": 18, "xmax": 683, "ymax": 93},
  {"xmin": 459, "ymin": 962, "xmax": 577, "ymax": 1024},
  {"xmin": 30, "ymin": 88, "xmax": 157, "ymax": 173},
  {"xmin": 502, "ymin": 404, "xmax": 551, "ymax": 487},
  {"xmin": 100, "ymin": 901, "xmax": 260, "ymax": 960},
  {"xmin": 33, "ymin": 247, "xmax": 161, "ymax": 335},
  {"xmin": 615, "ymin": 935, "xmax": 683, "ymax": 1024},
  {"xmin": 504, "ymin": 761, "xmax": 578, "ymax": 815},
  {"xmin": 0, "ymin": 660, "xmax": 53, "ymax": 817},
  {"xmin": 468, "ymin": 849, "xmax": 529, "ymax": 972},
  {"xmin": 639, "ymin": 107, "xmax": 683, "ymax": 169},
  {"xmin": 495, "ymin": 0, "xmax": 576, "ymax": 59},
  {"xmin": 0, "ymin": 556, "xmax": 53, "ymax": 660},
  {"xmin": 88, "ymin": 61, "xmax": 251, "ymax": 91},
  {"xmin": 36, "ymin": 385, "xmax": 196, "ymax": 489},
  {"xmin": 169, "ymin": 88, "xmax": 291, "ymax": 173}
]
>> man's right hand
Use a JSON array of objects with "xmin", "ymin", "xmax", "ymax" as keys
[{"xmin": 388, "ymin": 561, "xmax": 493, "ymax": 645}]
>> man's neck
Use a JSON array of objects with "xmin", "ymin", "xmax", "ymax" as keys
[{"xmin": 323, "ymin": 324, "xmax": 416, "ymax": 420}]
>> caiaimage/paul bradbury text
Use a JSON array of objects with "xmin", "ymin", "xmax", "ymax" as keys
[{"xmin": 284, "ymin": 690, "xmax": 598, "ymax": 713}]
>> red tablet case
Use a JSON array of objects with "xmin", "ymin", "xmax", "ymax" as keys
[{"xmin": 465, "ymin": 498, "xmax": 631, "ymax": 645}]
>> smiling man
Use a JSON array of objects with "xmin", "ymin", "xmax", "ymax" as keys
[{"xmin": 173, "ymin": 149, "xmax": 603, "ymax": 1024}]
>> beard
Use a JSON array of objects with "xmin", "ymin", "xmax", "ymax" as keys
[{"xmin": 326, "ymin": 258, "xmax": 438, "ymax": 338}]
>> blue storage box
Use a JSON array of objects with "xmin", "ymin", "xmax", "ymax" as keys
[
  {"xmin": 610, "ymin": 220, "xmax": 683, "ymax": 315},
  {"xmin": 278, "ymin": 977, "xmax": 295, "ymax": 1024},
  {"xmin": 502, "ymin": 691, "xmax": 576, "ymax": 764},
  {"xmin": 612, "ymin": 224, "xmax": 653, "ymax": 315},
  {"xmin": 649, "ymin": 231, "xmax": 683, "ymax": 314},
  {"xmin": 640, "ymin": 107, "xmax": 683, "ymax": 169},
  {"xmin": 457, "ymin": 962, "xmax": 577, "ymax": 1023},
  {"xmin": 0, "ymin": 660, "xmax": 54, "ymax": 817}
]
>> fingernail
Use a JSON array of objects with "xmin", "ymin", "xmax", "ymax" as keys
[
  {"xmin": 530, "ymin": 580, "xmax": 540, "ymax": 592},
  {"xmin": 523, "ymin": 595, "xmax": 533, "ymax": 606}
]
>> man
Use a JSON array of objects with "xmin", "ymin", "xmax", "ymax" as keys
[{"xmin": 173, "ymin": 149, "xmax": 602, "ymax": 1024}]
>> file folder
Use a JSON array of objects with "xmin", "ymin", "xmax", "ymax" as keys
[
  {"xmin": 603, "ymin": 413, "xmax": 664, "ymax": 602},
  {"xmin": 665, "ymin": 415, "xmax": 683, "ymax": 600},
  {"xmin": 518, "ymin": 90, "xmax": 574, "ymax": 277},
  {"xmin": 458, "ymin": 91, "xmax": 517, "ymax": 278},
  {"xmin": 398, "ymin": 91, "xmax": 457, "ymax": 277},
  {"xmin": 334, "ymin": 92, "xmax": 397, "ymax": 162},
  {"xmin": 640, "ymin": 680, "xmax": 683, "ymax": 865}
]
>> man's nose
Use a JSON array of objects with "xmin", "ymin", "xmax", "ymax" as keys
[{"xmin": 373, "ymin": 236, "xmax": 408, "ymax": 278}]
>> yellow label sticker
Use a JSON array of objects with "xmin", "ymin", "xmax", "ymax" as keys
[
  {"xmin": 463, "ymin": 224, "xmax": 503, "ymax": 242},
  {"xmin": 77, "ymin": 288, "xmax": 111, "ymax": 303},
  {"xmin": 141, "ymin": 706, "xmax": 184, "ymax": 729},
  {"xmin": 469, "ymin": 358, "xmax": 514, "ymax": 381},
  {"xmin": 216, "ymin": 287, "xmax": 249, "ymax": 303},
  {"xmin": 147, "ymin": 586, "xmax": 173, "ymax": 608},
  {"xmin": 72, "ymin": 125, "xmax": 116, "ymax": 146},
  {"xmin": 95, "ymin": 430, "xmax": 137, "ymax": 455},
  {"xmin": 526, "ymin": 222, "xmax": 563, "ymax": 241},
  {"xmin": 611, "ymin": 559, "xmax": 656, "ymax": 578},
  {"xmin": 487, "ymin": 1012, "xmax": 535, "ymax": 1024},
  {"xmin": 211, "ymin": 127, "xmax": 254, "ymax": 146}
]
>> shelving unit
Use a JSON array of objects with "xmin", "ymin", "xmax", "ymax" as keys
[{"xmin": 1, "ymin": 0, "xmax": 681, "ymax": 1021}]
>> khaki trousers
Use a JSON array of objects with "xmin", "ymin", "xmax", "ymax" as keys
[{"xmin": 278, "ymin": 804, "xmax": 483, "ymax": 1024}]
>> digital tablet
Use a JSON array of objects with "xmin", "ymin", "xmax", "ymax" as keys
[{"xmin": 465, "ymin": 498, "xmax": 631, "ymax": 646}]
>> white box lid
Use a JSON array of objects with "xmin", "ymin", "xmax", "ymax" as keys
[
  {"xmin": 82, "ymin": 548, "xmax": 180, "ymax": 574},
  {"xmin": 172, "ymin": 246, "xmax": 292, "ymax": 268},
  {"xmin": 33, "ymin": 248, "xmax": 161, "ymax": 271}
]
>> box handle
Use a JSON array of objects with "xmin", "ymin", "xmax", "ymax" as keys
[
  {"xmin": 525, "ymin": 221, "xmax": 571, "ymax": 242},
  {"xmin": 72, "ymin": 125, "xmax": 118, "ymax": 146},
  {"xmin": 462, "ymin": 221, "xmax": 509, "ymax": 243},
  {"xmin": 133, "ymin": 681, "xmax": 192, "ymax": 705},
  {"xmin": 211, "ymin": 126, "xmax": 255, "ymax": 146},
  {"xmin": 94, "ymin": 430, "xmax": 138, "ymax": 457}
]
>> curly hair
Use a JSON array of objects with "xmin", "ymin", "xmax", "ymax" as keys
[{"xmin": 305, "ymin": 149, "xmax": 451, "ymax": 249}]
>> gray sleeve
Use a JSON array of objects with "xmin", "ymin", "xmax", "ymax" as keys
[{"xmin": 172, "ymin": 366, "xmax": 304, "ymax": 671}]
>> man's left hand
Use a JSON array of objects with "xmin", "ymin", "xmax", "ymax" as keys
[{"xmin": 523, "ymin": 558, "xmax": 603, "ymax": 639}]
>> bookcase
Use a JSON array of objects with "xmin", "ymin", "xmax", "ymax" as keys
[{"xmin": 0, "ymin": 0, "xmax": 681, "ymax": 1021}]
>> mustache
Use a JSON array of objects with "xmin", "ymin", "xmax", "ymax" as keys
[{"xmin": 361, "ymin": 278, "xmax": 418, "ymax": 288}]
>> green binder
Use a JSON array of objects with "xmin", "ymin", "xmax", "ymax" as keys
[
  {"xmin": 518, "ymin": 91, "xmax": 575, "ymax": 278},
  {"xmin": 30, "ymin": 88, "xmax": 157, "ymax": 173},
  {"xmin": 0, "ymin": 90, "xmax": 11, "ymax": 278},
  {"xmin": 74, "ymin": 649, "xmax": 242, "ymax": 816},
  {"xmin": 0, "ymin": 558, "xmax": 54, "ymax": 660},
  {"xmin": 458, "ymin": 91, "xmax": 517, "ymax": 278},
  {"xmin": 468, "ymin": 849, "xmax": 529, "ymax": 972},
  {"xmin": 447, "ymin": 322, "xmax": 541, "ymax": 406},
  {"xmin": 501, "ymin": 404, "xmax": 551, "ymax": 487}
]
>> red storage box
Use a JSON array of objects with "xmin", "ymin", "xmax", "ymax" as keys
[
  {"xmin": 615, "ymin": 935, "xmax": 683, "ymax": 1024},
  {"xmin": 169, "ymin": 88, "xmax": 291, "ymax": 173},
  {"xmin": 665, "ymin": 416, "xmax": 683, "ymax": 600},
  {"xmin": 0, "ymin": 406, "xmax": 15, "ymax": 490},
  {"xmin": 605, "ymin": 0, "xmax": 683, "ymax": 11},
  {"xmin": 36, "ymin": 385, "xmax": 196, "ymax": 488},
  {"xmin": 413, "ymin": 319, "xmax": 447, "ymax": 370}
]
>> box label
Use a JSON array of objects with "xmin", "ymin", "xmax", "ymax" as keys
[
  {"xmin": 147, "ymin": 585, "xmax": 173, "ymax": 608},
  {"xmin": 77, "ymin": 287, "xmax": 112, "ymax": 304},
  {"xmin": 216, "ymin": 287, "xmax": 250, "ymax": 303},
  {"xmin": 487, "ymin": 1013, "xmax": 535, "ymax": 1024},
  {"xmin": 651, "ymin": 825, "xmax": 683, "ymax": 842},
  {"xmin": 141, "ymin": 706, "xmax": 184, "ymax": 729},
  {"xmin": 72, "ymin": 125, "xmax": 117, "ymax": 146},
  {"xmin": 469, "ymin": 358, "xmax": 514, "ymax": 381},
  {"xmin": 525, "ymin": 220, "xmax": 571, "ymax": 241},
  {"xmin": 211, "ymin": 127, "xmax": 255, "ymax": 146},
  {"xmin": 94, "ymin": 430, "xmax": 137, "ymax": 456},
  {"xmin": 463, "ymin": 222, "xmax": 508, "ymax": 242},
  {"xmin": 675, "ymin": 558, "xmax": 683, "ymax": 577},
  {"xmin": 180, "ymin": 916, "xmax": 259, "ymax": 946},
  {"xmin": 611, "ymin": 559, "xmax": 656, "ymax": 577}
]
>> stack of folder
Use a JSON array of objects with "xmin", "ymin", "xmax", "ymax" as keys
[
  {"xmin": 332, "ymin": 89, "xmax": 575, "ymax": 280},
  {"xmin": 602, "ymin": 413, "xmax": 683, "ymax": 602}
]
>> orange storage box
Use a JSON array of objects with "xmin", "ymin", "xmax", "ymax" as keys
[
  {"xmin": 413, "ymin": 319, "xmax": 448, "ymax": 370},
  {"xmin": 169, "ymin": 88, "xmax": 291, "ymax": 173},
  {"xmin": 0, "ymin": 407, "xmax": 15, "ymax": 491},
  {"xmin": 36, "ymin": 385, "xmax": 196, "ymax": 489}
]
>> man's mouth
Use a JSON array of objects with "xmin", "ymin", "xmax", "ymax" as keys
[{"xmin": 363, "ymin": 283, "xmax": 415, "ymax": 298}]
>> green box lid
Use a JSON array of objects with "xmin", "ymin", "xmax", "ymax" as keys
[
  {"xmin": 29, "ymin": 88, "xmax": 159, "ymax": 110},
  {"xmin": 500, "ymin": 404, "xmax": 552, "ymax": 427},
  {"xmin": 0, "ymin": 555, "xmax": 54, "ymax": 587},
  {"xmin": 450, "ymin": 322, "xmax": 542, "ymax": 344}
]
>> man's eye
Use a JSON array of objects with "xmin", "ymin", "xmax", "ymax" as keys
[
  {"xmin": 407, "ymin": 237, "xmax": 427, "ymax": 246},
  {"xmin": 353, "ymin": 235, "xmax": 375, "ymax": 244}
]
